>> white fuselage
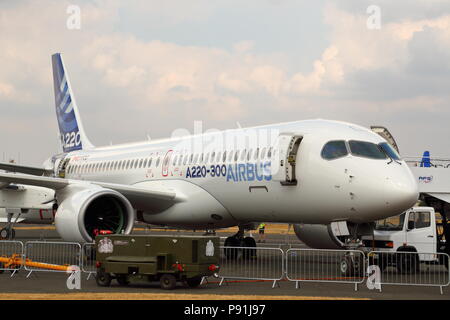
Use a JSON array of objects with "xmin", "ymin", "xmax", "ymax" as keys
[{"xmin": 52, "ymin": 119, "xmax": 418, "ymax": 229}]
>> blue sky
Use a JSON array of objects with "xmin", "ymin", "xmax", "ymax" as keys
[{"xmin": 0, "ymin": 0, "xmax": 450, "ymax": 164}]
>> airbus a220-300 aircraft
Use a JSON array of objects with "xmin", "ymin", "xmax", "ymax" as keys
[{"xmin": 0, "ymin": 53, "xmax": 419, "ymax": 248}]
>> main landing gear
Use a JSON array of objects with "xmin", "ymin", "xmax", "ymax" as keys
[
  {"xmin": 223, "ymin": 226, "xmax": 257, "ymax": 259},
  {"xmin": 0, "ymin": 211, "xmax": 19, "ymax": 240}
]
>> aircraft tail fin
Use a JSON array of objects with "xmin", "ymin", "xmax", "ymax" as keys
[
  {"xmin": 51, "ymin": 53, "xmax": 94, "ymax": 153},
  {"xmin": 420, "ymin": 151, "xmax": 431, "ymax": 167}
]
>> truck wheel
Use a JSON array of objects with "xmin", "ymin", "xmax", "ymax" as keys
[
  {"xmin": 96, "ymin": 270, "xmax": 112, "ymax": 287},
  {"xmin": 397, "ymin": 252, "xmax": 419, "ymax": 274},
  {"xmin": 186, "ymin": 277, "xmax": 202, "ymax": 288},
  {"xmin": 160, "ymin": 274, "xmax": 177, "ymax": 290},
  {"xmin": 116, "ymin": 275, "xmax": 130, "ymax": 286}
]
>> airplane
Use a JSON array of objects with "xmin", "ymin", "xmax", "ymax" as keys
[{"xmin": 0, "ymin": 53, "xmax": 419, "ymax": 248}]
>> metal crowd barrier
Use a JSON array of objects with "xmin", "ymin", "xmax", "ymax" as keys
[
  {"xmin": 81, "ymin": 242, "xmax": 96, "ymax": 279},
  {"xmin": 0, "ymin": 240, "xmax": 24, "ymax": 276},
  {"xmin": 24, "ymin": 241, "xmax": 81, "ymax": 277},
  {"xmin": 218, "ymin": 246, "xmax": 285, "ymax": 288},
  {"xmin": 367, "ymin": 251, "xmax": 450, "ymax": 294},
  {"xmin": 285, "ymin": 248, "xmax": 366, "ymax": 291}
]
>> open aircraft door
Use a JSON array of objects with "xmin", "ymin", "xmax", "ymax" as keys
[{"xmin": 272, "ymin": 133, "xmax": 303, "ymax": 186}]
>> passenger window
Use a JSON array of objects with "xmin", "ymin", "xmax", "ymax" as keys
[
  {"xmin": 349, "ymin": 140, "xmax": 387, "ymax": 160},
  {"xmin": 254, "ymin": 148, "xmax": 259, "ymax": 160},
  {"xmin": 241, "ymin": 149, "xmax": 246, "ymax": 161},
  {"xmin": 222, "ymin": 151, "xmax": 227, "ymax": 162},
  {"xmin": 235, "ymin": 150, "xmax": 240, "ymax": 162},
  {"xmin": 261, "ymin": 148, "xmax": 267, "ymax": 160},
  {"xmin": 156, "ymin": 157, "xmax": 160, "ymax": 167},
  {"xmin": 321, "ymin": 141, "xmax": 348, "ymax": 160},
  {"xmin": 228, "ymin": 151, "xmax": 234, "ymax": 162}
]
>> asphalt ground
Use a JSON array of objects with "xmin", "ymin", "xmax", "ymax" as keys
[{"xmin": 0, "ymin": 224, "xmax": 449, "ymax": 300}]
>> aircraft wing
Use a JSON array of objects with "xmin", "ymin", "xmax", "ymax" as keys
[
  {"xmin": 0, "ymin": 172, "xmax": 179, "ymax": 210},
  {"xmin": 0, "ymin": 162, "xmax": 52, "ymax": 176}
]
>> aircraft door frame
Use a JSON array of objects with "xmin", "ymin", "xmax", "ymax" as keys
[
  {"xmin": 272, "ymin": 134, "xmax": 303, "ymax": 186},
  {"xmin": 162, "ymin": 150, "xmax": 173, "ymax": 177}
]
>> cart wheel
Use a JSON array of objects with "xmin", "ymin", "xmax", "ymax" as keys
[
  {"xmin": 160, "ymin": 274, "xmax": 177, "ymax": 290},
  {"xmin": 96, "ymin": 270, "xmax": 112, "ymax": 287},
  {"xmin": 186, "ymin": 277, "xmax": 202, "ymax": 288},
  {"xmin": 116, "ymin": 275, "xmax": 130, "ymax": 286}
]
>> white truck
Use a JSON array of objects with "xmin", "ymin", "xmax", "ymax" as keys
[{"xmin": 340, "ymin": 206, "xmax": 449, "ymax": 275}]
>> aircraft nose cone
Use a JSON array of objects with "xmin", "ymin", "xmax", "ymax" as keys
[{"xmin": 385, "ymin": 167, "xmax": 419, "ymax": 214}]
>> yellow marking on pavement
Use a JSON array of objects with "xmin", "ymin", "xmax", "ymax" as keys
[{"xmin": 0, "ymin": 293, "xmax": 369, "ymax": 300}]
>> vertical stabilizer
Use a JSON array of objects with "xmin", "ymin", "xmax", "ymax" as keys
[{"xmin": 51, "ymin": 53, "xmax": 94, "ymax": 153}]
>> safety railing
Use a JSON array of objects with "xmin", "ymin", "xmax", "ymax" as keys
[
  {"xmin": 218, "ymin": 246, "xmax": 285, "ymax": 288},
  {"xmin": 81, "ymin": 242, "xmax": 96, "ymax": 279},
  {"xmin": 285, "ymin": 248, "xmax": 366, "ymax": 291},
  {"xmin": 0, "ymin": 240, "xmax": 24, "ymax": 276},
  {"xmin": 24, "ymin": 241, "xmax": 81, "ymax": 276},
  {"xmin": 367, "ymin": 251, "xmax": 450, "ymax": 294}
]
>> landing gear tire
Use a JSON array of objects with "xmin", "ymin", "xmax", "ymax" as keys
[
  {"xmin": 340, "ymin": 256, "xmax": 354, "ymax": 277},
  {"xmin": 224, "ymin": 236, "xmax": 241, "ymax": 260},
  {"xmin": 0, "ymin": 228, "xmax": 14, "ymax": 240},
  {"xmin": 96, "ymin": 270, "xmax": 112, "ymax": 287},
  {"xmin": 160, "ymin": 274, "xmax": 177, "ymax": 290},
  {"xmin": 242, "ymin": 237, "xmax": 257, "ymax": 260}
]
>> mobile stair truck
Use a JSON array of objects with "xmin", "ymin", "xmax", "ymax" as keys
[{"xmin": 95, "ymin": 234, "xmax": 220, "ymax": 289}]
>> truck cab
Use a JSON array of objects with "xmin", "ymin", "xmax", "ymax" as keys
[{"xmin": 362, "ymin": 207, "xmax": 438, "ymax": 260}]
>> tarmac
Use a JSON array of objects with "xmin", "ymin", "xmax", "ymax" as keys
[{"xmin": 0, "ymin": 224, "xmax": 449, "ymax": 300}]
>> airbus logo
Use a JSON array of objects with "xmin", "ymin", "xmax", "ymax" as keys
[{"xmin": 418, "ymin": 176, "xmax": 433, "ymax": 183}]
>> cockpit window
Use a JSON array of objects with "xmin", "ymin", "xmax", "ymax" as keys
[
  {"xmin": 349, "ymin": 140, "xmax": 387, "ymax": 160},
  {"xmin": 379, "ymin": 142, "xmax": 401, "ymax": 161},
  {"xmin": 321, "ymin": 141, "xmax": 348, "ymax": 160}
]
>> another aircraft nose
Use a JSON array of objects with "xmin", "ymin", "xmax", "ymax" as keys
[{"xmin": 384, "ymin": 166, "xmax": 419, "ymax": 214}]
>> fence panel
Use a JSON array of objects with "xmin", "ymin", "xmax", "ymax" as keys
[
  {"xmin": 218, "ymin": 246, "xmax": 285, "ymax": 287},
  {"xmin": 24, "ymin": 241, "xmax": 81, "ymax": 274},
  {"xmin": 81, "ymin": 242, "xmax": 96, "ymax": 278},
  {"xmin": 0, "ymin": 240, "xmax": 24, "ymax": 275},
  {"xmin": 367, "ymin": 251, "xmax": 450, "ymax": 294},
  {"xmin": 286, "ymin": 248, "xmax": 366, "ymax": 290}
]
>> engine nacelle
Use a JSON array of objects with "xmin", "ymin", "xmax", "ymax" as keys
[
  {"xmin": 55, "ymin": 185, "xmax": 135, "ymax": 242},
  {"xmin": 293, "ymin": 224, "xmax": 345, "ymax": 249},
  {"xmin": 294, "ymin": 222, "xmax": 375, "ymax": 249}
]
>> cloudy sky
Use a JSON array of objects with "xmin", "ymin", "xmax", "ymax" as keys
[{"xmin": 1, "ymin": 0, "xmax": 449, "ymax": 165}]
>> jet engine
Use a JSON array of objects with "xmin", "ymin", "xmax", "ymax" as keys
[
  {"xmin": 293, "ymin": 224, "xmax": 345, "ymax": 249},
  {"xmin": 293, "ymin": 222, "xmax": 374, "ymax": 249},
  {"xmin": 54, "ymin": 185, "xmax": 135, "ymax": 242}
]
